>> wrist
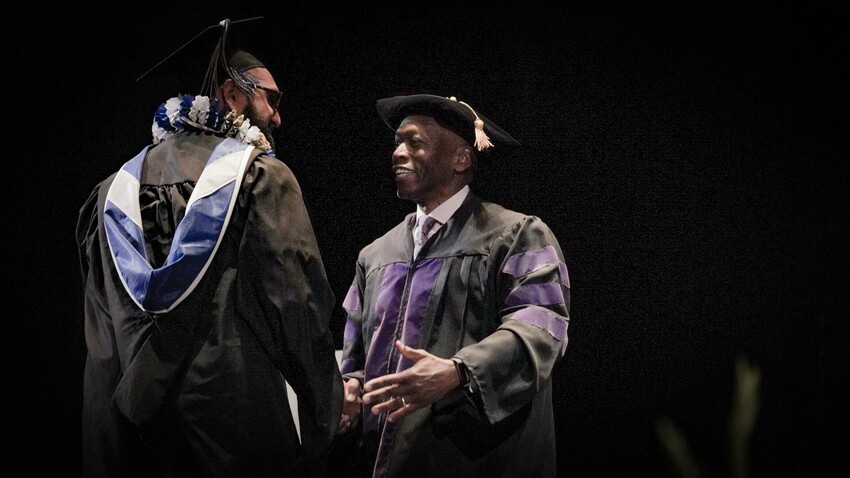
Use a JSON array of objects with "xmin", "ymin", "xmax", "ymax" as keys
[{"xmin": 452, "ymin": 358, "xmax": 471, "ymax": 390}]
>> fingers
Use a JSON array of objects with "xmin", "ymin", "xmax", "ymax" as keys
[
  {"xmin": 342, "ymin": 379, "xmax": 363, "ymax": 412},
  {"xmin": 336, "ymin": 413, "xmax": 352, "ymax": 435},
  {"xmin": 387, "ymin": 396, "xmax": 411, "ymax": 423},
  {"xmin": 343, "ymin": 378, "xmax": 361, "ymax": 402},
  {"xmin": 338, "ymin": 378, "xmax": 362, "ymax": 435},
  {"xmin": 366, "ymin": 394, "xmax": 411, "ymax": 422},
  {"xmin": 337, "ymin": 410, "xmax": 361, "ymax": 434},
  {"xmin": 362, "ymin": 376, "xmax": 407, "ymax": 413},
  {"xmin": 362, "ymin": 382, "xmax": 398, "ymax": 404},
  {"xmin": 395, "ymin": 340, "xmax": 427, "ymax": 361},
  {"xmin": 362, "ymin": 345, "xmax": 427, "ymax": 395},
  {"xmin": 364, "ymin": 373, "xmax": 400, "ymax": 394},
  {"xmin": 359, "ymin": 342, "xmax": 442, "ymax": 422}
]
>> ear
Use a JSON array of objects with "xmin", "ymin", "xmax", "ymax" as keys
[
  {"xmin": 454, "ymin": 145, "xmax": 473, "ymax": 174},
  {"xmin": 220, "ymin": 79, "xmax": 243, "ymax": 112}
]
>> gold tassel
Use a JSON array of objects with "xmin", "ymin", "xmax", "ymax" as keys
[{"xmin": 449, "ymin": 96, "xmax": 494, "ymax": 151}]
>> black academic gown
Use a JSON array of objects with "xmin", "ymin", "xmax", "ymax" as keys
[
  {"xmin": 76, "ymin": 133, "xmax": 342, "ymax": 477},
  {"xmin": 340, "ymin": 192, "xmax": 571, "ymax": 478}
]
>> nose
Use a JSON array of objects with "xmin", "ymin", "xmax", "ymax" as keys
[
  {"xmin": 392, "ymin": 143, "xmax": 408, "ymax": 164},
  {"xmin": 271, "ymin": 110, "xmax": 281, "ymax": 129}
]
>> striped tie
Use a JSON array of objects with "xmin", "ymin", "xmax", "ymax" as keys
[{"xmin": 413, "ymin": 215, "xmax": 439, "ymax": 258}]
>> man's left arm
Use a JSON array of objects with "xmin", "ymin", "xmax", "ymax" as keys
[
  {"xmin": 453, "ymin": 215, "xmax": 570, "ymax": 424},
  {"xmin": 238, "ymin": 154, "xmax": 343, "ymax": 455}
]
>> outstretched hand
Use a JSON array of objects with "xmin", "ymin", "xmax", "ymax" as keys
[
  {"xmin": 362, "ymin": 340, "xmax": 461, "ymax": 423},
  {"xmin": 336, "ymin": 378, "xmax": 362, "ymax": 435}
]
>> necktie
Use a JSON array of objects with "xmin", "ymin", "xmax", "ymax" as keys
[{"xmin": 413, "ymin": 215, "xmax": 439, "ymax": 258}]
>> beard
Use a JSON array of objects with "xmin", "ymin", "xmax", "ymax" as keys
[{"xmin": 243, "ymin": 102, "xmax": 277, "ymax": 151}]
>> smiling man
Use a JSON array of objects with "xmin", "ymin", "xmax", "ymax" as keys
[{"xmin": 336, "ymin": 94, "xmax": 572, "ymax": 478}]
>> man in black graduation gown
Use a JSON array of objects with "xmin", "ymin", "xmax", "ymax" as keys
[{"xmin": 76, "ymin": 20, "xmax": 344, "ymax": 477}]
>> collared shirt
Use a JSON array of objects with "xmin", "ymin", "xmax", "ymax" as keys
[{"xmin": 414, "ymin": 185, "xmax": 470, "ymax": 244}]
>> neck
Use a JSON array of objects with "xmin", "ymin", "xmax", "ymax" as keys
[{"xmin": 417, "ymin": 183, "xmax": 467, "ymax": 214}]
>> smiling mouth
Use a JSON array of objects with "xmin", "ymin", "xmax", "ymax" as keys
[{"xmin": 393, "ymin": 168, "xmax": 414, "ymax": 177}]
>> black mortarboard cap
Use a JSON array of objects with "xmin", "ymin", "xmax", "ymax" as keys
[
  {"xmin": 227, "ymin": 49, "xmax": 266, "ymax": 73},
  {"xmin": 376, "ymin": 94, "xmax": 520, "ymax": 151}
]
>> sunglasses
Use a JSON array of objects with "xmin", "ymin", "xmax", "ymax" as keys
[{"xmin": 254, "ymin": 85, "xmax": 282, "ymax": 115}]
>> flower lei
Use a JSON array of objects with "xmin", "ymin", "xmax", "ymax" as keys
[{"xmin": 151, "ymin": 94, "xmax": 272, "ymax": 152}]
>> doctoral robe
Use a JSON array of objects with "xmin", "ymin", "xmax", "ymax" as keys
[{"xmin": 341, "ymin": 192, "xmax": 570, "ymax": 478}]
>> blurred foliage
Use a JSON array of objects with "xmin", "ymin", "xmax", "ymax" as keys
[{"xmin": 656, "ymin": 356, "xmax": 761, "ymax": 478}]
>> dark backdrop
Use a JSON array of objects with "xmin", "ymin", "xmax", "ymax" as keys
[{"xmin": 8, "ymin": 2, "xmax": 847, "ymax": 476}]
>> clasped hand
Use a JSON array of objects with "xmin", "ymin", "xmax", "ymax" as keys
[{"xmin": 336, "ymin": 378, "xmax": 363, "ymax": 435}]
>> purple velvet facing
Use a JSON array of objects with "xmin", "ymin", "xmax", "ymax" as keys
[
  {"xmin": 505, "ymin": 283, "xmax": 565, "ymax": 308},
  {"xmin": 502, "ymin": 244, "xmax": 570, "ymax": 289},
  {"xmin": 340, "ymin": 285, "xmax": 363, "ymax": 374},
  {"xmin": 343, "ymin": 284, "xmax": 360, "ymax": 311},
  {"xmin": 363, "ymin": 259, "xmax": 444, "ymax": 478},
  {"xmin": 510, "ymin": 307, "xmax": 570, "ymax": 355},
  {"xmin": 396, "ymin": 259, "xmax": 442, "ymax": 371},
  {"xmin": 363, "ymin": 263, "xmax": 408, "ymax": 384},
  {"xmin": 502, "ymin": 245, "xmax": 559, "ymax": 277}
]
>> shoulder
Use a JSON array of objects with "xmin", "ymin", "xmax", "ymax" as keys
[
  {"xmin": 474, "ymin": 199, "xmax": 561, "ymax": 251},
  {"xmin": 358, "ymin": 215, "xmax": 413, "ymax": 260},
  {"xmin": 470, "ymin": 198, "xmax": 544, "ymax": 238},
  {"xmin": 253, "ymin": 153, "xmax": 292, "ymax": 174},
  {"xmin": 245, "ymin": 153, "xmax": 301, "ymax": 191},
  {"xmin": 478, "ymin": 199, "xmax": 528, "ymax": 225},
  {"xmin": 362, "ymin": 216, "xmax": 412, "ymax": 251}
]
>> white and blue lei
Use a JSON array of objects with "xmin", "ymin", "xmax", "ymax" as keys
[{"xmin": 151, "ymin": 94, "xmax": 272, "ymax": 153}]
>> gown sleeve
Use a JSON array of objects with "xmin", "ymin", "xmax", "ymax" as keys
[
  {"xmin": 339, "ymin": 259, "xmax": 367, "ymax": 384},
  {"xmin": 454, "ymin": 215, "xmax": 571, "ymax": 424},
  {"xmin": 236, "ymin": 154, "xmax": 343, "ymax": 461}
]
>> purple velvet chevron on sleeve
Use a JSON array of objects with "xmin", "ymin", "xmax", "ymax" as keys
[
  {"xmin": 501, "ymin": 244, "xmax": 570, "ymax": 355},
  {"xmin": 510, "ymin": 307, "xmax": 569, "ymax": 356}
]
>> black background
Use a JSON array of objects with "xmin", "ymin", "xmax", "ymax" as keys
[{"xmin": 8, "ymin": 2, "xmax": 848, "ymax": 476}]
